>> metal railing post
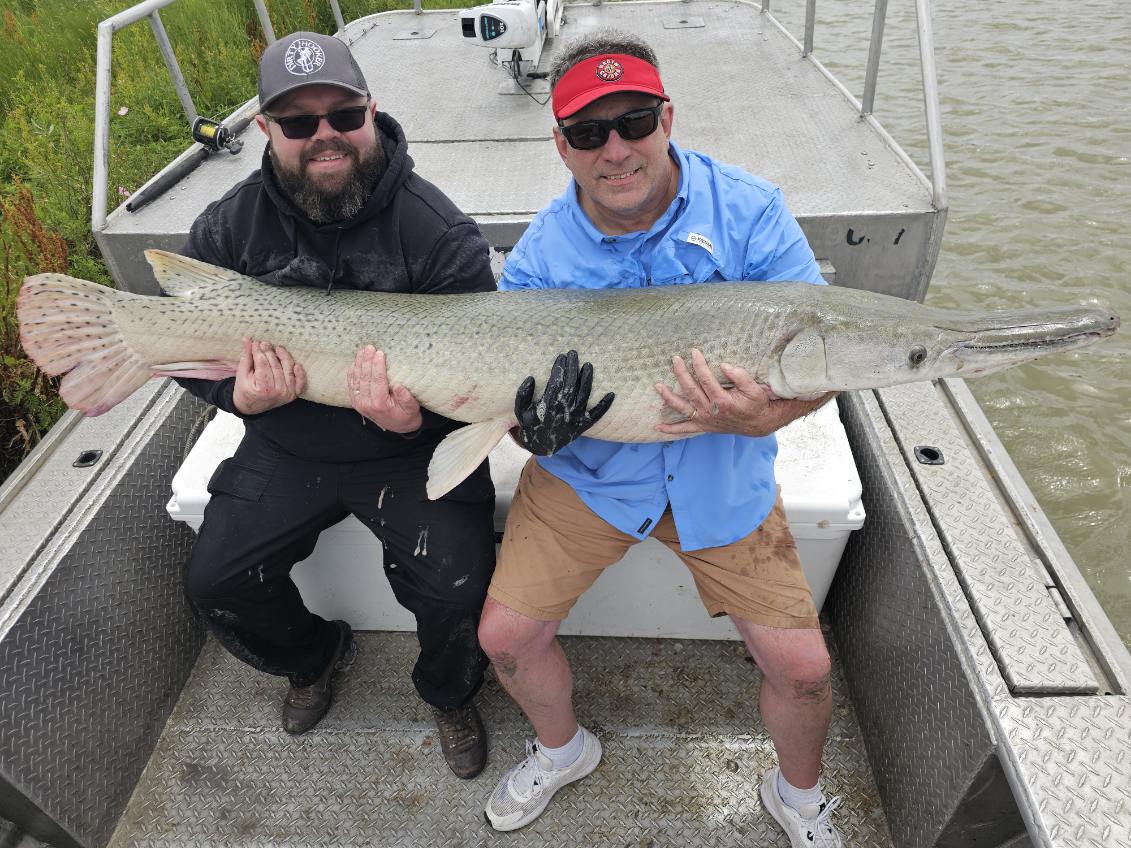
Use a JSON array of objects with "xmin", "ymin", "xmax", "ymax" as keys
[
  {"xmin": 414, "ymin": 0, "xmax": 424, "ymax": 13},
  {"xmin": 803, "ymin": 0, "xmax": 816, "ymax": 57},
  {"xmin": 861, "ymin": 0, "xmax": 888, "ymax": 116},
  {"xmin": 92, "ymin": 21, "xmax": 114, "ymax": 233},
  {"xmin": 761, "ymin": 0, "xmax": 770, "ymax": 12},
  {"xmin": 330, "ymin": 0, "xmax": 346, "ymax": 31},
  {"xmin": 147, "ymin": 9, "xmax": 198, "ymax": 124},
  {"xmin": 93, "ymin": 0, "xmax": 191, "ymax": 232},
  {"xmin": 253, "ymin": 0, "xmax": 277, "ymax": 44},
  {"xmin": 914, "ymin": 0, "xmax": 948, "ymax": 209}
]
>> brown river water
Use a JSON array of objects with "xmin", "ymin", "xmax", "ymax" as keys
[{"xmin": 771, "ymin": 0, "xmax": 1130, "ymax": 646}]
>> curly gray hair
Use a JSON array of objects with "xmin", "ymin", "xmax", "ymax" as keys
[{"xmin": 548, "ymin": 29, "xmax": 660, "ymax": 90}]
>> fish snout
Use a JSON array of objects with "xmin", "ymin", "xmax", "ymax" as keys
[{"xmin": 951, "ymin": 306, "xmax": 1120, "ymax": 376}]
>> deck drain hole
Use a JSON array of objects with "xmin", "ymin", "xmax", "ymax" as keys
[
  {"xmin": 914, "ymin": 445, "xmax": 944, "ymax": 465},
  {"xmin": 74, "ymin": 449, "xmax": 103, "ymax": 467}
]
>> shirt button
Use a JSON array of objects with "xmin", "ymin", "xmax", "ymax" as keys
[{"xmin": 667, "ymin": 474, "xmax": 674, "ymax": 481}]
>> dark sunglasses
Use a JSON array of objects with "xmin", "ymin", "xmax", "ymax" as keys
[
  {"xmin": 558, "ymin": 103, "xmax": 663, "ymax": 150},
  {"xmin": 264, "ymin": 102, "xmax": 370, "ymax": 140}
]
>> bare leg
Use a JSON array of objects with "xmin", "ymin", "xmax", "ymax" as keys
[
  {"xmin": 478, "ymin": 596, "xmax": 579, "ymax": 747},
  {"xmin": 732, "ymin": 617, "xmax": 832, "ymax": 788}
]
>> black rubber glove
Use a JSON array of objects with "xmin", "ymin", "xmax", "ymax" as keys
[{"xmin": 514, "ymin": 350, "xmax": 615, "ymax": 456}]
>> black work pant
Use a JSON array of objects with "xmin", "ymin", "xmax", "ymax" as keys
[{"xmin": 183, "ymin": 432, "xmax": 496, "ymax": 707}]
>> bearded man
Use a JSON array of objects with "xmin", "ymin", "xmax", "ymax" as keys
[{"xmin": 174, "ymin": 32, "xmax": 498, "ymax": 779}]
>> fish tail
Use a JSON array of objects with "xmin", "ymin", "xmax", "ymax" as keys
[{"xmin": 18, "ymin": 273, "xmax": 153, "ymax": 416}]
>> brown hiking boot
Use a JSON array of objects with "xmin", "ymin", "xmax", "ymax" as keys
[
  {"xmin": 282, "ymin": 620, "xmax": 356, "ymax": 735},
  {"xmin": 432, "ymin": 702, "xmax": 488, "ymax": 779}
]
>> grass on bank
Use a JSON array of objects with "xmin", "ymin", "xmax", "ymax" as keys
[{"xmin": 0, "ymin": 0, "xmax": 456, "ymax": 483}]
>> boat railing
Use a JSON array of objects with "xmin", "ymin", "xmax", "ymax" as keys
[
  {"xmin": 761, "ymin": 0, "xmax": 947, "ymax": 211},
  {"xmin": 91, "ymin": 0, "xmax": 947, "ymax": 230}
]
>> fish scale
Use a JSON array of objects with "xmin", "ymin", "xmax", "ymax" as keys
[{"xmin": 17, "ymin": 250, "xmax": 1118, "ymax": 498}]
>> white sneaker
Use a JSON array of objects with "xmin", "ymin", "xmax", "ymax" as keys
[
  {"xmin": 484, "ymin": 728, "xmax": 603, "ymax": 831},
  {"xmin": 759, "ymin": 766, "xmax": 844, "ymax": 847}
]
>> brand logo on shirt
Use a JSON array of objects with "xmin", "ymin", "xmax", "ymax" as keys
[
  {"xmin": 284, "ymin": 38, "xmax": 326, "ymax": 76},
  {"xmin": 595, "ymin": 58, "xmax": 625, "ymax": 82},
  {"xmin": 687, "ymin": 232, "xmax": 715, "ymax": 254}
]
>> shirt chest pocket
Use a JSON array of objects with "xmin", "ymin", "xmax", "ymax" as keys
[{"xmin": 650, "ymin": 235, "xmax": 738, "ymax": 286}]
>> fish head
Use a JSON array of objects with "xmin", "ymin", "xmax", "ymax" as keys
[{"xmin": 769, "ymin": 299, "xmax": 1120, "ymax": 396}]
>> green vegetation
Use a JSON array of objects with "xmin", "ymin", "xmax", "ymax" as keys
[{"xmin": 0, "ymin": 0, "xmax": 459, "ymax": 482}]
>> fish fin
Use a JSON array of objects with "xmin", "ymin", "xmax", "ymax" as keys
[
  {"xmin": 145, "ymin": 250, "xmax": 249, "ymax": 297},
  {"xmin": 18, "ymin": 273, "xmax": 154, "ymax": 416},
  {"xmin": 427, "ymin": 418, "xmax": 513, "ymax": 500},
  {"xmin": 152, "ymin": 361, "xmax": 238, "ymax": 381}
]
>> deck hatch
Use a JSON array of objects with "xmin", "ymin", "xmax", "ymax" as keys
[{"xmin": 877, "ymin": 382, "xmax": 1100, "ymax": 695}]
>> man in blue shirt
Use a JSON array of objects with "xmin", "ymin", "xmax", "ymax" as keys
[{"xmin": 479, "ymin": 32, "xmax": 844, "ymax": 846}]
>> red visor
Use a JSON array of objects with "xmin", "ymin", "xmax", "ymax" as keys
[{"xmin": 552, "ymin": 54, "xmax": 669, "ymax": 120}]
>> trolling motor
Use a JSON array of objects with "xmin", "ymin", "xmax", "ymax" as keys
[
  {"xmin": 191, "ymin": 116, "xmax": 244, "ymax": 155},
  {"xmin": 459, "ymin": 0, "xmax": 564, "ymax": 82}
]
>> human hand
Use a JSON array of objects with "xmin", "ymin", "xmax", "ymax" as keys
[
  {"xmin": 232, "ymin": 337, "xmax": 307, "ymax": 415},
  {"xmin": 514, "ymin": 350, "xmax": 615, "ymax": 455},
  {"xmin": 348, "ymin": 345, "xmax": 423, "ymax": 433},
  {"xmin": 654, "ymin": 348, "xmax": 785, "ymax": 438}
]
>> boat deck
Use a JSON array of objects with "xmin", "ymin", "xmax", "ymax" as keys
[
  {"xmin": 107, "ymin": 631, "xmax": 892, "ymax": 847},
  {"xmin": 98, "ymin": 1, "xmax": 941, "ymax": 300}
]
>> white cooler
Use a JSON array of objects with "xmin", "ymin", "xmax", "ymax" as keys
[{"xmin": 167, "ymin": 400, "xmax": 864, "ymax": 640}]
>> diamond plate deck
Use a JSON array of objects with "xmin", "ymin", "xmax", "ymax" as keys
[
  {"xmin": 996, "ymin": 697, "xmax": 1131, "ymax": 845},
  {"xmin": 830, "ymin": 391, "xmax": 1024, "ymax": 848},
  {"xmin": 875, "ymin": 382, "xmax": 1098, "ymax": 694},
  {"xmin": 831, "ymin": 390, "xmax": 1131, "ymax": 848},
  {"xmin": 0, "ymin": 384, "xmax": 207, "ymax": 848},
  {"xmin": 108, "ymin": 632, "xmax": 892, "ymax": 847}
]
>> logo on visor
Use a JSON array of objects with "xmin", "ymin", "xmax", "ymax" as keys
[
  {"xmin": 284, "ymin": 38, "xmax": 326, "ymax": 76},
  {"xmin": 595, "ymin": 58, "xmax": 625, "ymax": 82}
]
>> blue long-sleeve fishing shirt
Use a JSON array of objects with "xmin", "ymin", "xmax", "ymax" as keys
[{"xmin": 499, "ymin": 141, "xmax": 825, "ymax": 551}]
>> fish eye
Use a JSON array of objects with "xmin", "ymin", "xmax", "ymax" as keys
[{"xmin": 908, "ymin": 345, "xmax": 927, "ymax": 367}]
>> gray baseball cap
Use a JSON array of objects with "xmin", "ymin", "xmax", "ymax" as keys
[{"xmin": 258, "ymin": 32, "xmax": 369, "ymax": 111}]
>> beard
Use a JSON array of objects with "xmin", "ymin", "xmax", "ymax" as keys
[{"xmin": 270, "ymin": 126, "xmax": 385, "ymax": 223}]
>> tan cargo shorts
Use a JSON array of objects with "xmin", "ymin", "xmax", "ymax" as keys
[{"xmin": 488, "ymin": 459, "xmax": 820, "ymax": 629}]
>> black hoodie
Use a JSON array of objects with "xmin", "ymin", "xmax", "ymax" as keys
[{"xmin": 177, "ymin": 112, "xmax": 496, "ymax": 465}]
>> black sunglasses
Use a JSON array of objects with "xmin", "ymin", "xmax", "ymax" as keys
[
  {"xmin": 558, "ymin": 103, "xmax": 664, "ymax": 151},
  {"xmin": 264, "ymin": 102, "xmax": 370, "ymax": 140}
]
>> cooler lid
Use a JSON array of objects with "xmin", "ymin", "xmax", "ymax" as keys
[
  {"xmin": 775, "ymin": 398, "xmax": 865, "ymax": 529},
  {"xmin": 168, "ymin": 411, "xmax": 246, "ymax": 518}
]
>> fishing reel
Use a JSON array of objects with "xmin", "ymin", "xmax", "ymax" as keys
[{"xmin": 191, "ymin": 116, "xmax": 243, "ymax": 155}]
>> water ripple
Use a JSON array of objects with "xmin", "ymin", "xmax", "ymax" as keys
[{"xmin": 773, "ymin": 0, "xmax": 1131, "ymax": 646}]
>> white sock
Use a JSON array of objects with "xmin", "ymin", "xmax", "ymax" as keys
[
  {"xmin": 777, "ymin": 769, "xmax": 824, "ymax": 813},
  {"xmin": 537, "ymin": 726, "xmax": 585, "ymax": 770}
]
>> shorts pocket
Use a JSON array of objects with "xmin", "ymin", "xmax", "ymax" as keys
[{"xmin": 206, "ymin": 459, "xmax": 273, "ymax": 502}]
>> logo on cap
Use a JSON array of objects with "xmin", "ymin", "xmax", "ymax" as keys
[
  {"xmin": 594, "ymin": 58, "xmax": 625, "ymax": 82},
  {"xmin": 284, "ymin": 38, "xmax": 326, "ymax": 76}
]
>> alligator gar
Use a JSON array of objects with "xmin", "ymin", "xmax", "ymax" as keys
[{"xmin": 18, "ymin": 251, "xmax": 1119, "ymax": 498}]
